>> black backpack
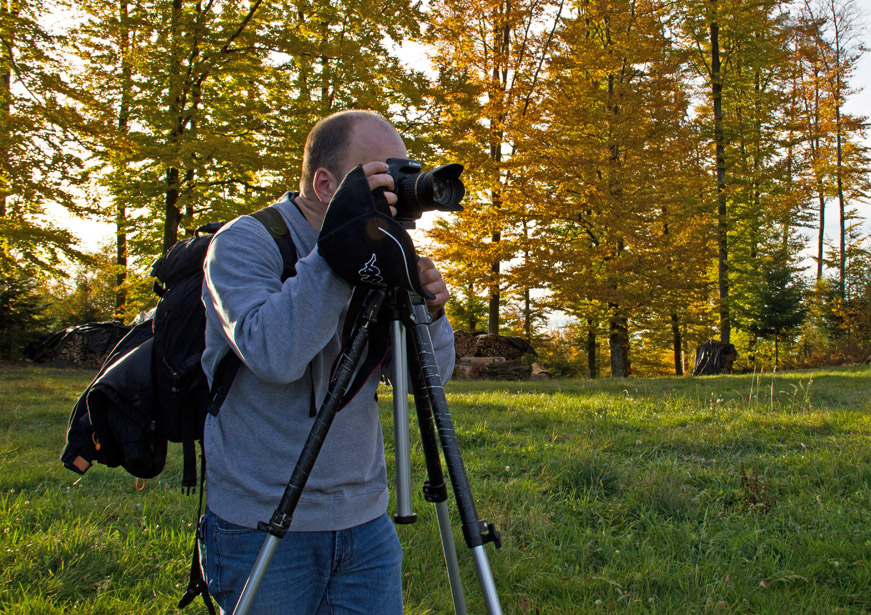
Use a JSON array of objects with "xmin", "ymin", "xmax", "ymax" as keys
[
  {"xmin": 60, "ymin": 205, "xmax": 296, "ymax": 481},
  {"xmin": 61, "ymin": 206, "xmax": 297, "ymax": 485}
]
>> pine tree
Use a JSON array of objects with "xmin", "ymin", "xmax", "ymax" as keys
[{"xmin": 754, "ymin": 249, "xmax": 808, "ymax": 367}]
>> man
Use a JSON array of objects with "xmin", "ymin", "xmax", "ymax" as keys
[{"xmin": 199, "ymin": 110, "xmax": 455, "ymax": 614}]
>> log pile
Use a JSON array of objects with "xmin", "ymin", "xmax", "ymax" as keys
[
  {"xmin": 453, "ymin": 330, "xmax": 478, "ymax": 359},
  {"xmin": 472, "ymin": 334, "xmax": 535, "ymax": 360},
  {"xmin": 453, "ymin": 332, "xmax": 548, "ymax": 381},
  {"xmin": 25, "ymin": 322, "xmax": 131, "ymax": 368}
]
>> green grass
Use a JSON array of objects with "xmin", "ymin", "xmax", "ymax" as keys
[{"xmin": 2, "ymin": 365, "xmax": 870, "ymax": 613}]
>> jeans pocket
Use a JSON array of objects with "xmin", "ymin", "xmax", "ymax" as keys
[{"xmin": 213, "ymin": 513, "xmax": 260, "ymax": 537}]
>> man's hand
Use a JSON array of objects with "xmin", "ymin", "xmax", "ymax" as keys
[
  {"xmin": 418, "ymin": 257, "xmax": 449, "ymax": 318},
  {"xmin": 360, "ymin": 161, "xmax": 398, "ymax": 215}
]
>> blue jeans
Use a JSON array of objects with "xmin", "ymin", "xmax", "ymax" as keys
[{"xmin": 201, "ymin": 509, "xmax": 403, "ymax": 615}]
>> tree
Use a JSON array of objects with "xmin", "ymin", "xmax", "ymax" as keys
[
  {"xmin": 41, "ymin": 245, "xmax": 118, "ymax": 327},
  {"xmin": 426, "ymin": 0, "xmax": 565, "ymax": 334},
  {"xmin": 0, "ymin": 269, "xmax": 51, "ymax": 359},
  {"xmin": 69, "ymin": 0, "xmax": 432, "ymax": 313},
  {"xmin": 528, "ymin": 0, "xmax": 703, "ymax": 377},
  {"xmin": 678, "ymin": 0, "xmax": 795, "ymax": 345},
  {"xmin": 0, "ymin": 0, "xmax": 88, "ymax": 274},
  {"xmin": 754, "ymin": 249, "xmax": 808, "ymax": 367},
  {"xmin": 445, "ymin": 284, "xmax": 489, "ymax": 333},
  {"xmin": 69, "ymin": 0, "xmax": 145, "ymax": 316},
  {"xmin": 799, "ymin": 0, "xmax": 869, "ymax": 296}
]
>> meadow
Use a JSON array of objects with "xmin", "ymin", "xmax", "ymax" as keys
[{"xmin": 1, "ymin": 364, "xmax": 870, "ymax": 614}]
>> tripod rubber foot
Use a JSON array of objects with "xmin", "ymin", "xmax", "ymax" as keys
[{"xmin": 393, "ymin": 513, "xmax": 418, "ymax": 525}]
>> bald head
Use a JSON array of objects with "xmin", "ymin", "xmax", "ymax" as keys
[{"xmin": 299, "ymin": 111, "xmax": 405, "ymax": 199}]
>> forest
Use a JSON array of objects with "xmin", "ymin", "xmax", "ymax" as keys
[{"xmin": 1, "ymin": 0, "xmax": 869, "ymax": 376}]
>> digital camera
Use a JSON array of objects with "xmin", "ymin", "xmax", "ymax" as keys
[{"xmin": 385, "ymin": 158, "xmax": 465, "ymax": 224}]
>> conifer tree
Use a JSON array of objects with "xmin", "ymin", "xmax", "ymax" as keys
[{"xmin": 755, "ymin": 249, "xmax": 807, "ymax": 366}]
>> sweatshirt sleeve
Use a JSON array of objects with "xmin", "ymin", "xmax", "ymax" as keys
[
  {"xmin": 427, "ymin": 312, "xmax": 456, "ymax": 385},
  {"xmin": 203, "ymin": 215, "xmax": 352, "ymax": 384}
]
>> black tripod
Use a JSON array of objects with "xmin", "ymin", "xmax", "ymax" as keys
[{"xmin": 231, "ymin": 287, "xmax": 503, "ymax": 615}]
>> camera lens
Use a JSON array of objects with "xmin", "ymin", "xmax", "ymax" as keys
[
  {"xmin": 432, "ymin": 174, "xmax": 463, "ymax": 209},
  {"xmin": 427, "ymin": 164, "xmax": 465, "ymax": 211}
]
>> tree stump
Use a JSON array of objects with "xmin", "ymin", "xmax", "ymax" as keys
[{"xmin": 692, "ymin": 340, "xmax": 738, "ymax": 375}]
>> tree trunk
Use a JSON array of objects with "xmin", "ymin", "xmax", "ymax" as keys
[
  {"xmin": 523, "ymin": 287, "xmax": 531, "ymax": 342},
  {"xmin": 586, "ymin": 319, "xmax": 597, "ymax": 379},
  {"xmin": 835, "ymin": 101, "xmax": 846, "ymax": 298},
  {"xmin": 488, "ymin": 234, "xmax": 500, "ymax": 334},
  {"xmin": 0, "ymin": 0, "xmax": 13, "ymax": 236},
  {"xmin": 0, "ymin": 65, "xmax": 8, "ymax": 222},
  {"xmin": 830, "ymin": 0, "xmax": 847, "ymax": 298},
  {"xmin": 115, "ymin": 210, "xmax": 127, "ymax": 314},
  {"xmin": 487, "ymin": 13, "xmax": 510, "ymax": 335},
  {"xmin": 671, "ymin": 310, "xmax": 683, "ymax": 376},
  {"xmin": 747, "ymin": 332, "xmax": 757, "ymax": 367},
  {"xmin": 805, "ymin": 70, "xmax": 826, "ymax": 282},
  {"xmin": 163, "ymin": 0, "xmax": 184, "ymax": 253},
  {"xmin": 609, "ymin": 310, "xmax": 630, "ymax": 378},
  {"xmin": 164, "ymin": 166, "xmax": 182, "ymax": 252},
  {"xmin": 114, "ymin": 0, "xmax": 131, "ymax": 315},
  {"xmin": 816, "ymin": 190, "xmax": 825, "ymax": 281},
  {"xmin": 710, "ymin": 1, "xmax": 730, "ymax": 344}
]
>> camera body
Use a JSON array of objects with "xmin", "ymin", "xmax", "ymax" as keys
[{"xmin": 385, "ymin": 158, "xmax": 465, "ymax": 225}]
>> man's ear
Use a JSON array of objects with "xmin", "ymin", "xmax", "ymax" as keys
[{"xmin": 312, "ymin": 167, "xmax": 340, "ymax": 205}]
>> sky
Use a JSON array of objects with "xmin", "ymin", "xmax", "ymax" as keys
[{"xmin": 61, "ymin": 0, "xmax": 871, "ymax": 255}]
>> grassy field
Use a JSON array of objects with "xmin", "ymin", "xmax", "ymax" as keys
[{"xmin": 1, "ymin": 364, "xmax": 871, "ymax": 614}]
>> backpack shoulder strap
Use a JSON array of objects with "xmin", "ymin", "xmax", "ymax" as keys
[
  {"xmin": 249, "ymin": 206, "xmax": 298, "ymax": 282},
  {"xmin": 207, "ymin": 205, "xmax": 300, "ymax": 416}
]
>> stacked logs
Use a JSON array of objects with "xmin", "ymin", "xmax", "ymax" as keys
[
  {"xmin": 25, "ymin": 322, "xmax": 131, "ymax": 368},
  {"xmin": 453, "ymin": 332, "xmax": 550, "ymax": 381}
]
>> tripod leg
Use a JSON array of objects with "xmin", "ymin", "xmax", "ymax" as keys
[
  {"xmin": 436, "ymin": 500, "xmax": 468, "ymax": 615},
  {"xmin": 402, "ymin": 299, "xmax": 503, "ymax": 615},
  {"xmin": 232, "ymin": 290, "xmax": 387, "ymax": 615},
  {"xmin": 405, "ymin": 336, "xmax": 467, "ymax": 615},
  {"xmin": 233, "ymin": 535, "xmax": 281, "ymax": 614},
  {"xmin": 390, "ymin": 320, "xmax": 416, "ymax": 523}
]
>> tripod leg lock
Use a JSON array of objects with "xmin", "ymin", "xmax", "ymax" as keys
[
  {"xmin": 423, "ymin": 479, "xmax": 448, "ymax": 504},
  {"xmin": 257, "ymin": 511, "xmax": 292, "ymax": 539},
  {"xmin": 462, "ymin": 519, "xmax": 502, "ymax": 550}
]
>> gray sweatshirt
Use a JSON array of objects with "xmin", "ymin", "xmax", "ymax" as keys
[{"xmin": 201, "ymin": 193, "xmax": 456, "ymax": 531}]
